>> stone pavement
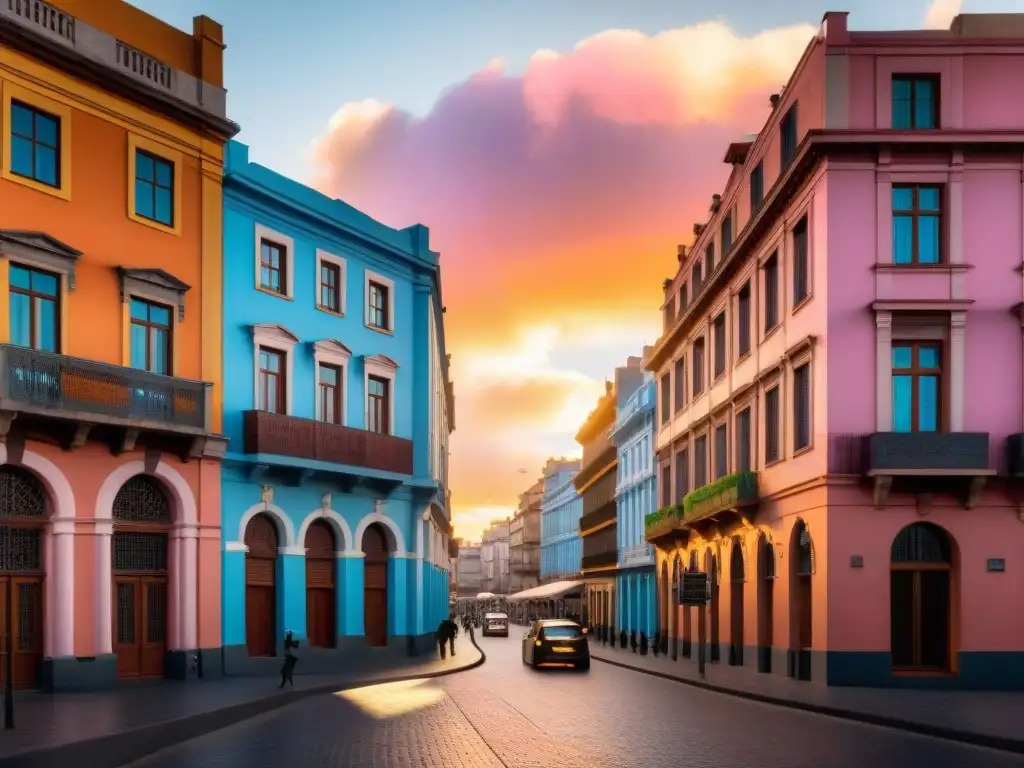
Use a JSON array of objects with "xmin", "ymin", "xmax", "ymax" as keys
[
  {"xmin": 0, "ymin": 635, "xmax": 483, "ymax": 768},
  {"xmin": 589, "ymin": 642, "xmax": 1024, "ymax": 754}
]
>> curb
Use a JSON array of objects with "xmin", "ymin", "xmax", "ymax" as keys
[
  {"xmin": 591, "ymin": 652, "xmax": 1024, "ymax": 755},
  {"xmin": 0, "ymin": 635, "xmax": 486, "ymax": 768}
]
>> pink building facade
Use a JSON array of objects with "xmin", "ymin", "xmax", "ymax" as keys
[{"xmin": 645, "ymin": 12, "xmax": 1024, "ymax": 689}]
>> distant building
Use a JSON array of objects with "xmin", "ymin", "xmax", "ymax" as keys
[
  {"xmin": 540, "ymin": 458, "xmax": 583, "ymax": 583},
  {"xmin": 481, "ymin": 519, "xmax": 511, "ymax": 594},
  {"xmin": 510, "ymin": 479, "xmax": 544, "ymax": 593},
  {"xmin": 456, "ymin": 544, "xmax": 483, "ymax": 597}
]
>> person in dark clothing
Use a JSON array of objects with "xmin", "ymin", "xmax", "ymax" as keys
[
  {"xmin": 436, "ymin": 620, "xmax": 451, "ymax": 659},
  {"xmin": 279, "ymin": 630, "xmax": 299, "ymax": 688},
  {"xmin": 444, "ymin": 615, "xmax": 458, "ymax": 656}
]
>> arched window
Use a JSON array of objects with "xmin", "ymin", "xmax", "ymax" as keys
[{"xmin": 890, "ymin": 523, "xmax": 953, "ymax": 672}]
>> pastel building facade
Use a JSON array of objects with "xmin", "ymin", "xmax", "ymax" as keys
[
  {"xmin": 646, "ymin": 11, "xmax": 1024, "ymax": 689},
  {"xmin": 0, "ymin": 1, "xmax": 235, "ymax": 690},
  {"xmin": 539, "ymin": 459, "xmax": 583, "ymax": 583},
  {"xmin": 220, "ymin": 141, "xmax": 454, "ymax": 673},
  {"xmin": 613, "ymin": 359, "xmax": 657, "ymax": 638}
]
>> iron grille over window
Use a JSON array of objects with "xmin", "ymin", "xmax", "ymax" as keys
[
  {"xmin": 891, "ymin": 523, "xmax": 950, "ymax": 563},
  {"xmin": 113, "ymin": 531, "xmax": 168, "ymax": 572},
  {"xmin": 0, "ymin": 467, "xmax": 47, "ymax": 518},
  {"xmin": 113, "ymin": 475, "xmax": 171, "ymax": 523},
  {"xmin": 0, "ymin": 527, "xmax": 41, "ymax": 571}
]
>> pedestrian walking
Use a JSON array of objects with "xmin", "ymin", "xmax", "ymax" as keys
[
  {"xmin": 444, "ymin": 615, "xmax": 459, "ymax": 656},
  {"xmin": 436, "ymin": 619, "xmax": 450, "ymax": 659},
  {"xmin": 279, "ymin": 630, "xmax": 299, "ymax": 688}
]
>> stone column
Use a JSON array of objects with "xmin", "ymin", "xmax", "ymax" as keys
[
  {"xmin": 180, "ymin": 525, "xmax": 198, "ymax": 650},
  {"xmin": 94, "ymin": 518, "xmax": 113, "ymax": 656},
  {"xmin": 50, "ymin": 516, "xmax": 75, "ymax": 657}
]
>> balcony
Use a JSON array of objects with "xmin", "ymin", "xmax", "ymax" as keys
[
  {"xmin": 645, "ymin": 506, "xmax": 689, "ymax": 545},
  {"xmin": 579, "ymin": 503, "xmax": 617, "ymax": 534},
  {"xmin": 0, "ymin": 0, "xmax": 234, "ymax": 135},
  {"xmin": 242, "ymin": 410, "xmax": 414, "ymax": 475},
  {"xmin": 582, "ymin": 550, "xmax": 618, "ymax": 571},
  {"xmin": 866, "ymin": 432, "xmax": 993, "ymax": 509},
  {"xmin": 681, "ymin": 471, "xmax": 759, "ymax": 530},
  {"xmin": 0, "ymin": 344, "xmax": 217, "ymax": 456}
]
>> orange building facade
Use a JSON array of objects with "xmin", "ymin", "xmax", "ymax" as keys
[{"xmin": 0, "ymin": 0, "xmax": 236, "ymax": 690}]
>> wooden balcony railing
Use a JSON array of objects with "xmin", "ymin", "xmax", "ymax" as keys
[{"xmin": 242, "ymin": 410, "xmax": 413, "ymax": 475}]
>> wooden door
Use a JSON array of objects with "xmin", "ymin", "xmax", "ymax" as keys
[
  {"xmin": 114, "ymin": 576, "xmax": 167, "ymax": 678},
  {"xmin": 244, "ymin": 514, "xmax": 279, "ymax": 657},
  {"xmin": 0, "ymin": 576, "xmax": 43, "ymax": 690},
  {"xmin": 364, "ymin": 564, "xmax": 388, "ymax": 647},
  {"xmin": 305, "ymin": 521, "xmax": 336, "ymax": 648}
]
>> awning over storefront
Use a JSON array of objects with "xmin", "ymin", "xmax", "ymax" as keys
[
  {"xmin": 507, "ymin": 580, "xmax": 583, "ymax": 602},
  {"xmin": 476, "ymin": 592, "xmax": 496, "ymax": 600}
]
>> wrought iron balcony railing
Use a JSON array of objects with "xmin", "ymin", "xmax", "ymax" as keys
[
  {"xmin": 0, "ymin": 344, "xmax": 209, "ymax": 431},
  {"xmin": 242, "ymin": 410, "xmax": 413, "ymax": 475}
]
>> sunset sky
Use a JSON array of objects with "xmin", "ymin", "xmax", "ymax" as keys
[{"xmin": 137, "ymin": 0, "xmax": 1014, "ymax": 541}]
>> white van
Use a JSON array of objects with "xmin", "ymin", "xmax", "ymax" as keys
[{"xmin": 483, "ymin": 612, "xmax": 509, "ymax": 637}]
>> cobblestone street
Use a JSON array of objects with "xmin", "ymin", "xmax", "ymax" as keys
[{"xmin": 127, "ymin": 632, "xmax": 1024, "ymax": 768}]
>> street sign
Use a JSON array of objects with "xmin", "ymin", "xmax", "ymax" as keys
[{"xmin": 679, "ymin": 571, "xmax": 709, "ymax": 606}]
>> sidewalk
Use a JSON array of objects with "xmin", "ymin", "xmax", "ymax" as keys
[
  {"xmin": 590, "ymin": 642, "xmax": 1024, "ymax": 754},
  {"xmin": 0, "ymin": 635, "xmax": 485, "ymax": 768}
]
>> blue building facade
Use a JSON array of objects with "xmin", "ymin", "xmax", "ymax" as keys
[
  {"xmin": 539, "ymin": 459, "xmax": 583, "ymax": 582},
  {"xmin": 612, "ymin": 360, "xmax": 657, "ymax": 637},
  {"xmin": 220, "ymin": 141, "xmax": 454, "ymax": 674}
]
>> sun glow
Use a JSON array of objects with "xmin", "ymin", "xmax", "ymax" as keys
[{"xmin": 335, "ymin": 679, "xmax": 445, "ymax": 719}]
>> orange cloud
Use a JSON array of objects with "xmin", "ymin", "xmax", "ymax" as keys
[{"xmin": 309, "ymin": 20, "xmax": 815, "ymax": 539}]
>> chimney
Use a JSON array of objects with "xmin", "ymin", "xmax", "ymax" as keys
[
  {"xmin": 662, "ymin": 278, "xmax": 672, "ymax": 292},
  {"xmin": 711, "ymin": 194, "xmax": 722, "ymax": 213},
  {"xmin": 769, "ymin": 93, "xmax": 781, "ymax": 109},
  {"xmin": 677, "ymin": 244, "xmax": 687, "ymax": 262}
]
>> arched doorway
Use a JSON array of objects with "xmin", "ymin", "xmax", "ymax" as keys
[
  {"xmin": 729, "ymin": 537, "xmax": 744, "ymax": 666},
  {"xmin": 790, "ymin": 520, "xmax": 813, "ymax": 681},
  {"xmin": 891, "ymin": 523, "xmax": 953, "ymax": 672},
  {"xmin": 682, "ymin": 550, "xmax": 697, "ymax": 658},
  {"xmin": 0, "ymin": 467, "xmax": 46, "ymax": 688},
  {"xmin": 362, "ymin": 523, "xmax": 390, "ymax": 647},
  {"xmin": 706, "ymin": 550, "xmax": 720, "ymax": 662},
  {"xmin": 305, "ymin": 521, "xmax": 336, "ymax": 648},
  {"xmin": 244, "ymin": 513, "xmax": 278, "ymax": 657},
  {"xmin": 671, "ymin": 554, "xmax": 681, "ymax": 659},
  {"xmin": 112, "ymin": 475, "xmax": 171, "ymax": 678},
  {"xmin": 757, "ymin": 536, "xmax": 775, "ymax": 673}
]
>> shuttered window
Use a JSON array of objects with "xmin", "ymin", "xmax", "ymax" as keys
[
  {"xmin": 714, "ymin": 424, "xmax": 728, "ymax": 480},
  {"xmin": 713, "ymin": 313, "xmax": 726, "ymax": 379},
  {"xmin": 794, "ymin": 363, "xmax": 811, "ymax": 450},
  {"xmin": 736, "ymin": 407, "xmax": 752, "ymax": 473},
  {"xmin": 660, "ymin": 373, "xmax": 671, "ymax": 425},
  {"xmin": 660, "ymin": 464, "xmax": 671, "ymax": 507},
  {"xmin": 674, "ymin": 449, "xmax": 688, "ymax": 501},
  {"xmin": 737, "ymin": 282, "xmax": 751, "ymax": 357},
  {"xmin": 764, "ymin": 253, "xmax": 779, "ymax": 332},
  {"xmin": 692, "ymin": 338, "xmax": 705, "ymax": 396},
  {"xmin": 793, "ymin": 217, "xmax": 809, "ymax": 305},
  {"xmin": 765, "ymin": 386, "xmax": 781, "ymax": 463},
  {"xmin": 694, "ymin": 435, "xmax": 708, "ymax": 488},
  {"xmin": 673, "ymin": 357, "xmax": 686, "ymax": 412}
]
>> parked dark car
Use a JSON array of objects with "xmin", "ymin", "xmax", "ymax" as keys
[{"xmin": 521, "ymin": 618, "xmax": 589, "ymax": 671}]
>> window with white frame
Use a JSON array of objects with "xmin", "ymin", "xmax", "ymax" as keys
[
  {"xmin": 252, "ymin": 323, "xmax": 298, "ymax": 415},
  {"xmin": 365, "ymin": 269, "xmax": 395, "ymax": 332},
  {"xmin": 364, "ymin": 354, "xmax": 398, "ymax": 434},
  {"xmin": 316, "ymin": 249, "xmax": 347, "ymax": 314},
  {"xmin": 254, "ymin": 224, "xmax": 295, "ymax": 299},
  {"xmin": 313, "ymin": 339, "xmax": 351, "ymax": 425}
]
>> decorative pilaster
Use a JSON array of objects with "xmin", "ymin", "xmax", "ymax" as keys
[
  {"xmin": 94, "ymin": 518, "xmax": 113, "ymax": 655},
  {"xmin": 875, "ymin": 311, "xmax": 893, "ymax": 431},
  {"xmin": 50, "ymin": 516, "xmax": 75, "ymax": 657},
  {"xmin": 950, "ymin": 312, "xmax": 967, "ymax": 431}
]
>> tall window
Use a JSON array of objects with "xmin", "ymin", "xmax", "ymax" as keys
[
  {"xmin": 792, "ymin": 217, "xmax": 809, "ymax": 305},
  {"xmin": 692, "ymin": 338, "xmax": 706, "ymax": 397},
  {"xmin": 673, "ymin": 357, "xmax": 685, "ymax": 412},
  {"xmin": 737, "ymin": 282, "xmax": 751, "ymax": 357},
  {"xmin": 10, "ymin": 101, "xmax": 60, "ymax": 187},
  {"xmin": 736, "ymin": 408, "xmax": 752, "ymax": 473},
  {"xmin": 368, "ymin": 281, "xmax": 390, "ymax": 330},
  {"xmin": 660, "ymin": 464, "xmax": 671, "ymax": 507},
  {"xmin": 317, "ymin": 363, "xmax": 342, "ymax": 424},
  {"xmin": 367, "ymin": 375, "xmax": 390, "ymax": 433},
  {"xmin": 705, "ymin": 243, "xmax": 715, "ymax": 276},
  {"xmin": 763, "ymin": 253, "xmax": 779, "ymax": 332},
  {"xmin": 893, "ymin": 343, "xmax": 941, "ymax": 432},
  {"xmin": 765, "ymin": 386, "xmax": 780, "ymax": 463},
  {"xmin": 134, "ymin": 150, "xmax": 174, "ymax": 226},
  {"xmin": 780, "ymin": 104, "xmax": 798, "ymax": 168},
  {"xmin": 713, "ymin": 313, "xmax": 726, "ymax": 379},
  {"xmin": 129, "ymin": 299, "xmax": 171, "ymax": 374},
  {"xmin": 674, "ymin": 449, "xmax": 688, "ymax": 501},
  {"xmin": 258, "ymin": 347, "xmax": 285, "ymax": 414},
  {"xmin": 319, "ymin": 262, "xmax": 341, "ymax": 312},
  {"xmin": 659, "ymin": 373, "xmax": 671, "ymax": 425},
  {"xmin": 721, "ymin": 213, "xmax": 733, "ymax": 255},
  {"xmin": 663, "ymin": 296, "xmax": 675, "ymax": 331},
  {"xmin": 793, "ymin": 363, "xmax": 811, "ymax": 450},
  {"xmin": 893, "ymin": 185, "xmax": 942, "ymax": 265},
  {"xmin": 750, "ymin": 161, "xmax": 764, "ymax": 212},
  {"xmin": 714, "ymin": 424, "xmax": 728, "ymax": 480},
  {"xmin": 694, "ymin": 435, "xmax": 708, "ymax": 488},
  {"xmin": 892, "ymin": 75, "xmax": 938, "ymax": 130},
  {"xmin": 691, "ymin": 262, "xmax": 702, "ymax": 296},
  {"xmin": 679, "ymin": 283, "xmax": 688, "ymax": 312},
  {"xmin": 9, "ymin": 265, "xmax": 59, "ymax": 352},
  {"xmin": 259, "ymin": 239, "xmax": 287, "ymax": 294}
]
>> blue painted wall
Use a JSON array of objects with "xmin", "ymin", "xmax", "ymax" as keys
[
  {"xmin": 612, "ymin": 368, "xmax": 656, "ymax": 635},
  {"xmin": 539, "ymin": 463, "xmax": 583, "ymax": 581},
  {"xmin": 221, "ymin": 141, "xmax": 452, "ymax": 662}
]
